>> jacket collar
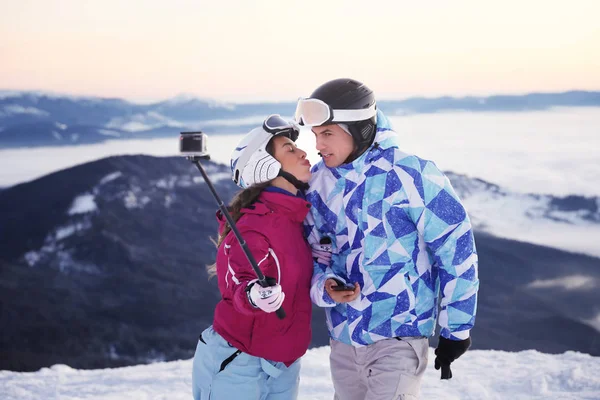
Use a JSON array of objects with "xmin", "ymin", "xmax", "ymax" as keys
[
  {"xmin": 327, "ymin": 110, "xmax": 399, "ymax": 178},
  {"xmin": 216, "ymin": 190, "xmax": 311, "ymax": 227}
]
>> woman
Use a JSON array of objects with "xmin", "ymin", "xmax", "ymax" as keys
[{"xmin": 192, "ymin": 115, "xmax": 314, "ymax": 400}]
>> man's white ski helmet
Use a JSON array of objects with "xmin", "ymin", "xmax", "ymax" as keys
[{"xmin": 230, "ymin": 114, "xmax": 300, "ymax": 189}]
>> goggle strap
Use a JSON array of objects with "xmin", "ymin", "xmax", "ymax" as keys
[{"xmin": 331, "ymin": 103, "xmax": 377, "ymax": 122}]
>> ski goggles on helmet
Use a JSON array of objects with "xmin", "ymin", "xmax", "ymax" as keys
[
  {"xmin": 231, "ymin": 115, "xmax": 299, "ymax": 188},
  {"xmin": 294, "ymin": 98, "xmax": 377, "ymax": 127},
  {"xmin": 263, "ymin": 114, "xmax": 300, "ymax": 141}
]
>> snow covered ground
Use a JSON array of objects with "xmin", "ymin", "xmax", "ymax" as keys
[{"xmin": 1, "ymin": 346, "xmax": 599, "ymax": 399}]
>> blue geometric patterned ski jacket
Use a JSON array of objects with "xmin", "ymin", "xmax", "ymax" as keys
[{"xmin": 304, "ymin": 110, "xmax": 479, "ymax": 347}]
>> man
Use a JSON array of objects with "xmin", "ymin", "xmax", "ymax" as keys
[{"xmin": 296, "ymin": 79, "xmax": 479, "ymax": 399}]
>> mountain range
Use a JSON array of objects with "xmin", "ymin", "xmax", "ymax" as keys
[
  {"xmin": 1, "ymin": 90, "xmax": 599, "ymax": 147},
  {"xmin": 1, "ymin": 155, "xmax": 599, "ymax": 372}
]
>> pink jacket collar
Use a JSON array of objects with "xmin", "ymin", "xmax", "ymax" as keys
[{"xmin": 217, "ymin": 190, "xmax": 311, "ymax": 230}]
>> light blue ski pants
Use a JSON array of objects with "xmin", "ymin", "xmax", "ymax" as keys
[{"xmin": 192, "ymin": 326, "xmax": 301, "ymax": 400}]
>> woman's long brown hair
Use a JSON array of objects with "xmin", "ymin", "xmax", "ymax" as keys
[{"xmin": 206, "ymin": 139, "xmax": 276, "ymax": 278}]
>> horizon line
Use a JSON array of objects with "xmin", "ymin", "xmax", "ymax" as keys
[{"xmin": 1, "ymin": 87, "xmax": 600, "ymax": 106}]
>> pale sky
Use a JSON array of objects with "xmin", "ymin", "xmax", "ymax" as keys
[{"xmin": 1, "ymin": 0, "xmax": 599, "ymax": 103}]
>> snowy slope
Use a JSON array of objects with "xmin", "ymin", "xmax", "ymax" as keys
[
  {"xmin": 1, "ymin": 347, "xmax": 599, "ymax": 400},
  {"xmin": 447, "ymin": 172, "xmax": 600, "ymax": 258}
]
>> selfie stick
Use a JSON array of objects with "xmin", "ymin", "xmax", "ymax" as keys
[{"xmin": 188, "ymin": 155, "xmax": 286, "ymax": 320}]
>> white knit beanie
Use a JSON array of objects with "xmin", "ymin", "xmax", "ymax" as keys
[{"xmin": 337, "ymin": 123, "xmax": 351, "ymax": 136}]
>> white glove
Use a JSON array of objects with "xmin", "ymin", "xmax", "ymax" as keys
[
  {"xmin": 247, "ymin": 279, "xmax": 285, "ymax": 313},
  {"xmin": 311, "ymin": 242, "xmax": 332, "ymax": 265}
]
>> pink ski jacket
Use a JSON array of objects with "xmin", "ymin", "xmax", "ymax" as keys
[{"xmin": 212, "ymin": 190, "xmax": 313, "ymax": 365}]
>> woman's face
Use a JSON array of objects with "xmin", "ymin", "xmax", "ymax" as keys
[
  {"xmin": 312, "ymin": 124, "xmax": 355, "ymax": 168},
  {"xmin": 272, "ymin": 136, "xmax": 312, "ymax": 182}
]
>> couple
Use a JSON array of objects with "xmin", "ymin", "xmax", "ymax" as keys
[{"xmin": 191, "ymin": 79, "xmax": 480, "ymax": 400}]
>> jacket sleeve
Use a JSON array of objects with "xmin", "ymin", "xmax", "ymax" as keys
[
  {"xmin": 304, "ymin": 208, "xmax": 339, "ymax": 307},
  {"xmin": 220, "ymin": 229, "xmax": 282, "ymax": 316},
  {"xmin": 397, "ymin": 160, "xmax": 479, "ymax": 340}
]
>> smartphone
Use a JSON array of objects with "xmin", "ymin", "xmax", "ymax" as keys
[{"xmin": 332, "ymin": 283, "xmax": 356, "ymax": 291}]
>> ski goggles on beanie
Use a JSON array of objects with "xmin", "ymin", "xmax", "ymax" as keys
[
  {"xmin": 230, "ymin": 115, "xmax": 299, "ymax": 188},
  {"xmin": 294, "ymin": 98, "xmax": 377, "ymax": 127}
]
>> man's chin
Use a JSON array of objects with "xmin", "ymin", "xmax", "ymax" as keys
[{"xmin": 323, "ymin": 157, "xmax": 339, "ymax": 168}]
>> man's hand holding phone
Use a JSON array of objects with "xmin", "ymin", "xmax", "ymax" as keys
[{"xmin": 325, "ymin": 278, "xmax": 360, "ymax": 303}]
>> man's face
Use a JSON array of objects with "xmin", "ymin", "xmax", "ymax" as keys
[{"xmin": 312, "ymin": 124, "xmax": 355, "ymax": 168}]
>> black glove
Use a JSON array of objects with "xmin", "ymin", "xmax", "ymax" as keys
[{"xmin": 434, "ymin": 336, "xmax": 471, "ymax": 380}]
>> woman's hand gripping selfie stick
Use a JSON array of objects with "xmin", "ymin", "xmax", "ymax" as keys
[{"xmin": 180, "ymin": 131, "xmax": 286, "ymax": 319}]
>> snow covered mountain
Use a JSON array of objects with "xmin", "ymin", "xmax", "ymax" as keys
[
  {"xmin": 1, "ymin": 155, "xmax": 599, "ymax": 373},
  {"xmin": 1, "ymin": 90, "xmax": 599, "ymax": 148},
  {"xmin": 0, "ymin": 92, "xmax": 253, "ymax": 147},
  {"xmin": 447, "ymin": 172, "xmax": 600, "ymax": 258}
]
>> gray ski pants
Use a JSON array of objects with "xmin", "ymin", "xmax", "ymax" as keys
[{"xmin": 329, "ymin": 337, "xmax": 429, "ymax": 400}]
